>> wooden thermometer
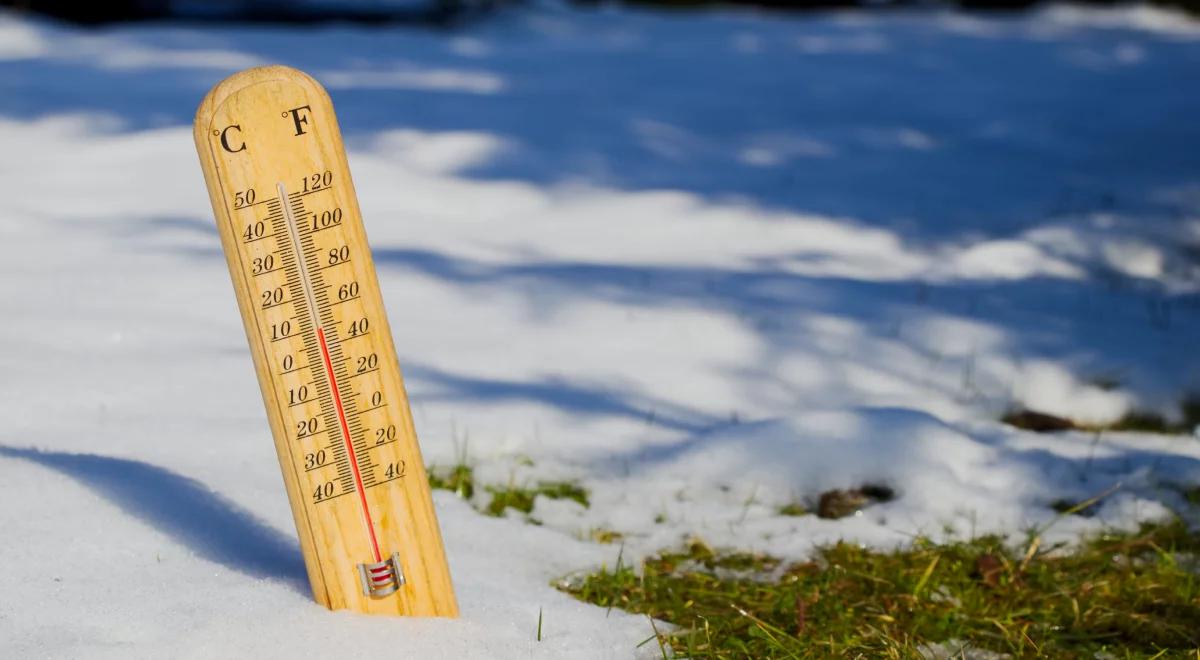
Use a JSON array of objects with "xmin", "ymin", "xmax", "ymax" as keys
[{"xmin": 194, "ymin": 66, "xmax": 457, "ymax": 616}]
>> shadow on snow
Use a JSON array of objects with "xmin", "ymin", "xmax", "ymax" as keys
[
  {"xmin": 0, "ymin": 444, "xmax": 309, "ymax": 593},
  {"xmin": 2, "ymin": 10, "xmax": 1199, "ymax": 233}
]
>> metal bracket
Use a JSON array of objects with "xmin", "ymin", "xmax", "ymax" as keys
[{"xmin": 358, "ymin": 552, "xmax": 406, "ymax": 598}]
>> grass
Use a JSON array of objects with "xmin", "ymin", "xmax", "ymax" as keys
[
  {"xmin": 485, "ymin": 480, "xmax": 589, "ymax": 516},
  {"xmin": 1050, "ymin": 498, "xmax": 1099, "ymax": 517},
  {"xmin": 427, "ymin": 462, "xmax": 590, "ymax": 517},
  {"xmin": 559, "ymin": 521, "xmax": 1200, "ymax": 658},
  {"xmin": 1004, "ymin": 394, "xmax": 1200, "ymax": 435},
  {"xmin": 427, "ymin": 462, "xmax": 476, "ymax": 499},
  {"xmin": 430, "ymin": 455, "xmax": 1200, "ymax": 655},
  {"xmin": 589, "ymin": 528, "xmax": 625, "ymax": 544},
  {"xmin": 778, "ymin": 502, "xmax": 808, "ymax": 517}
]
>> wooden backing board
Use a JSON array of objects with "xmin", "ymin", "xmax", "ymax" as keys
[{"xmin": 194, "ymin": 65, "xmax": 457, "ymax": 616}]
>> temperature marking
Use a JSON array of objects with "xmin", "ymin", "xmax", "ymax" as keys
[
  {"xmin": 278, "ymin": 182, "xmax": 382, "ymax": 563},
  {"xmin": 319, "ymin": 328, "xmax": 382, "ymax": 561},
  {"xmin": 277, "ymin": 184, "xmax": 320, "ymax": 311}
]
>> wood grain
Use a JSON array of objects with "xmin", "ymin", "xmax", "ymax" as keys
[{"xmin": 194, "ymin": 65, "xmax": 457, "ymax": 616}]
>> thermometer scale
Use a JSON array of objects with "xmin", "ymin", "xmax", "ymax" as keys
[{"xmin": 194, "ymin": 66, "xmax": 457, "ymax": 616}]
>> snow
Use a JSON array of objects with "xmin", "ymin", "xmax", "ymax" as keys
[{"xmin": 1, "ymin": 3, "xmax": 1200, "ymax": 657}]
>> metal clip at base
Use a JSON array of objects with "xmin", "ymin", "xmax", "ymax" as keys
[{"xmin": 358, "ymin": 553, "xmax": 406, "ymax": 598}]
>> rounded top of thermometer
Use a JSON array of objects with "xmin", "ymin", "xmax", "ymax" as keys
[{"xmin": 195, "ymin": 65, "xmax": 332, "ymax": 144}]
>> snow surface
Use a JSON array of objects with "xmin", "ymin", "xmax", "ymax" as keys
[{"xmin": 2, "ymin": 3, "xmax": 1200, "ymax": 657}]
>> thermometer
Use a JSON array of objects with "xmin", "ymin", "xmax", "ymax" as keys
[{"xmin": 194, "ymin": 65, "xmax": 457, "ymax": 616}]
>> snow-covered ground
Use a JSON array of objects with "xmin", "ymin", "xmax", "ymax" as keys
[{"xmin": 2, "ymin": 3, "xmax": 1200, "ymax": 657}]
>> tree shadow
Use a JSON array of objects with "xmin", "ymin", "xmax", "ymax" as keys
[
  {"xmin": 0, "ymin": 445, "xmax": 309, "ymax": 594},
  {"xmin": 2, "ymin": 10, "xmax": 1197, "ymax": 234},
  {"xmin": 371, "ymin": 246, "xmax": 1200, "ymax": 380},
  {"xmin": 406, "ymin": 362, "xmax": 721, "ymax": 433}
]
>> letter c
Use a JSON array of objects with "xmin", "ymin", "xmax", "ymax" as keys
[{"xmin": 220, "ymin": 124, "xmax": 246, "ymax": 153}]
